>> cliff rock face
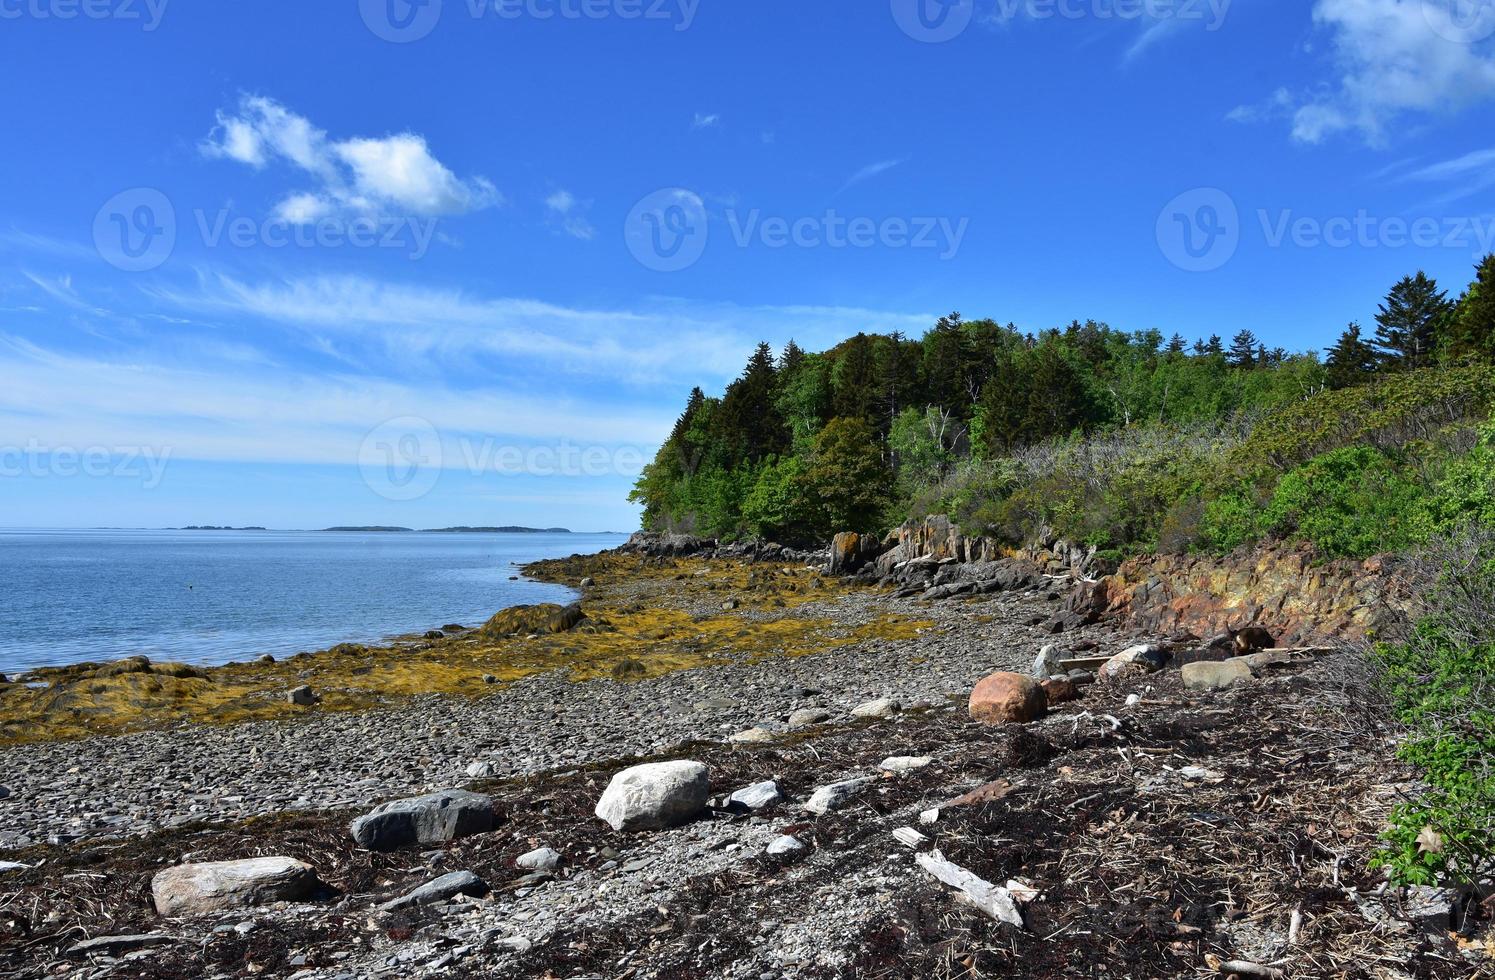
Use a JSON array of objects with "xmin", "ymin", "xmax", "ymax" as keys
[
  {"xmin": 1091, "ymin": 544, "xmax": 1406, "ymax": 645},
  {"xmin": 872, "ymin": 516, "xmax": 1102, "ymax": 579}
]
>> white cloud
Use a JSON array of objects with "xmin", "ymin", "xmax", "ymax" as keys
[
  {"xmin": 544, "ymin": 189, "xmax": 596, "ymax": 240},
  {"xmin": 151, "ymin": 273, "xmax": 933, "ymax": 385},
  {"xmin": 1238, "ymin": 0, "xmax": 1495, "ymax": 145},
  {"xmin": 203, "ymin": 96, "xmax": 500, "ymax": 223},
  {"xmin": 839, "ymin": 157, "xmax": 907, "ymax": 194},
  {"xmin": 692, "ymin": 112, "xmax": 721, "ymax": 130}
]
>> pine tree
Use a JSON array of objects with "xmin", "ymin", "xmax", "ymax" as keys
[
  {"xmin": 1373, "ymin": 271, "xmax": 1451, "ymax": 370},
  {"xmin": 1446, "ymin": 254, "xmax": 1495, "ymax": 364},
  {"xmin": 1325, "ymin": 323, "xmax": 1378, "ymax": 389},
  {"xmin": 1166, "ymin": 333, "xmax": 1187, "ymax": 355},
  {"xmin": 1227, "ymin": 330, "xmax": 1259, "ymax": 368},
  {"xmin": 778, "ymin": 339, "xmax": 806, "ymax": 376},
  {"xmin": 718, "ymin": 343, "xmax": 785, "ymax": 464},
  {"xmin": 1205, "ymin": 335, "xmax": 1224, "ymax": 357},
  {"xmin": 831, "ymin": 333, "xmax": 879, "ymax": 422}
]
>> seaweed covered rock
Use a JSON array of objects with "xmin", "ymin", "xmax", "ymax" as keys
[{"xmin": 480, "ymin": 603, "xmax": 586, "ymax": 638}]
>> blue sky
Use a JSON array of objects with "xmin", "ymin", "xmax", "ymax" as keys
[{"xmin": 1, "ymin": 0, "xmax": 1493, "ymax": 530}]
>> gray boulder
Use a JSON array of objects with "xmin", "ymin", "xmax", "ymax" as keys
[
  {"xmin": 851, "ymin": 697, "xmax": 900, "ymax": 720},
  {"xmin": 804, "ymin": 777, "xmax": 875, "ymax": 815},
  {"xmin": 1031, "ymin": 645, "xmax": 1066, "ymax": 679},
  {"xmin": 351, "ymin": 790, "xmax": 495, "ymax": 851},
  {"xmin": 766, "ymin": 835, "xmax": 806, "ymax": 856},
  {"xmin": 379, "ymin": 870, "xmax": 488, "ymax": 911},
  {"xmin": 152, "ymin": 857, "xmax": 320, "ymax": 917},
  {"xmin": 725, "ymin": 780, "xmax": 782, "ymax": 812},
  {"xmin": 1182, "ymin": 659, "xmax": 1253, "ymax": 691},
  {"xmin": 787, "ymin": 707, "xmax": 831, "ymax": 729},
  {"xmin": 67, "ymin": 934, "xmax": 175, "ymax": 957},
  {"xmin": 595, "ymin": 761, "xmax": 710, "ymax": 832}
]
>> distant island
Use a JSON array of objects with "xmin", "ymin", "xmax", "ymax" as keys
[
  {"xmin": 320, "ymin": 526, "xmax": 572, "ymax": 534},
  {"xmin": 176, "ymin": 526, "xmax": 268, "ymax": 531}
]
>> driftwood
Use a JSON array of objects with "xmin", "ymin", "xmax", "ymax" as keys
[{"xmin": 915, "ymin": 850, "xmax": 1024, "ymax": 928}]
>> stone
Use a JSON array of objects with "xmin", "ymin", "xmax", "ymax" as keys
[
  {"xmin": 787, "ymin": 707, "xmax": 831, "ymax": 729},
  {"xmin": 423, "ymin": 630, "xmax": 445, "ymax": 640},
  {"xmin": 721, "ymin": 599, "xmax": 740, "ymax": 611},
  {"xmin": 465, "ymin": 761, "xmax": 494, "ymax": 778},
  {"xmin": 1181, "ymin": 659, "xmax": 1253, "ymax": 691},
  {"xmin": 892, "ymin": 826, "xmax": 930, "ymax": 849},
  {"xmin": 1098, "ymin": 645, "xmax": 1167, "ymax": 682},
  {"xmin": 595, "ymin": 761, "xmax": 710, "ymax": 832},
  {"xmin": 851, "ymin": 697, "xmax": 900, "ymax": 720},
  {"xmin": 580, "ymin": 577, "xmax": 596, "ymax": 587},
  {"xmin": 379, "ymin": 870, "xmax": 489, "ymax": 911},
  {"xmin": 765, "ymin": 835, "xmax": 805, "ymax": 856},
  {"xmin": 944, "ymin": 779, "xmax": 1015, "ymax": 809},
  {"xmin": 287, "ymin": 686, "xmax": 317, "ymax": 706},
  {"xmin": 828, "ymin": 531, "xmax": 866, "ymax": 575},
  {"xmin": 1040, "ymin": 677, "xmax": 1081, "ymax": 705},
  {"xmin": 879, "ymin": 755, "xmax": 932, "ymax": 773},
  {"xmin": 351, "ymin": 790, "xmax": 496, "ymax": 851},
  {"xmin": 516, "ymin": 847, "xmax": 562, "ymax": 871},
  {"xmin": 804, "ymin": 777, "xmax": 874, "ymax": 815},
  {"xmin": 1031, "ymin": 645, "xmax": 1066, "ymax": 679},
  {"xmin": 67, "ymin": 934, "xmax": 175, "ymax": 956},
  {"xmin": 726, "ymin": 780, "xmax": 782, "ymax": 812},
  {"xmin": 968, "ymin": 672, "xmax": 1047, "ymax": 725},
  {"xmin": 729, "ymin": 727, "xmax": 775, "ymax": 744},
  {"xmin": 152, "ymin": 857, "xmax": 320, "ymax": 917}
]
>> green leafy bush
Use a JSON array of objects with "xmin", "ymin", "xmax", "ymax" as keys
[
  {"xmin": 1261, "ymin": 446, "xmax": 1430, "ymax": 558},
  {"xmin": 1372, "ymin": 525, "xmax": 1495, "ymax": 891}
]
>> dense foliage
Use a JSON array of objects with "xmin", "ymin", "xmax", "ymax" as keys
[{"xmin": 633, "ymin": 258, "xmax": 1495, "ymax": 556}]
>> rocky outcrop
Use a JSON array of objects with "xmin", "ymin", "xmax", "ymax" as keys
[
  {"xmin": 1086, "ymin": 543, "xmax": 1406, "ymax": 645},
  {"xmin": 829, "ymin": 532, "xmax": 881, "ymax": 575},
  {"xmin": 620, "ymin": 532, "xmax": 814, "ymax": 564},
  {"xmin": 481, "ymin": 603, "xmax": 587, "ymax": 638}
]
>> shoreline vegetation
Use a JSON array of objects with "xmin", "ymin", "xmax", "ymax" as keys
[{"xmin": 0, "ymin": 549, "xmax": 925, "ymax": 745}]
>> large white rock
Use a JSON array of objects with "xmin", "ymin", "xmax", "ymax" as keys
[
  {"xmin": 595, "ymin": 761, "xmax": 710, "ymax": 832},
  {"xmin": 851, "ymin": 697, "xmax": 900, "ymax": 720},
  {"xmin": 1031, "ymin": 645, "xmax": 1066, "ymax": 679},
  {"xmin": 152, "ymin": 857, "xmax": 320, "ymax": 917},
  {"xmin": 804, "ymin": 776, "xmax": 875, "ymax": 815}
]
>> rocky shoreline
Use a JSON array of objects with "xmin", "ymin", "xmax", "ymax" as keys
[{"xmin": 0, "ymin": 540, "xmax": 1478, "ymax": 978}]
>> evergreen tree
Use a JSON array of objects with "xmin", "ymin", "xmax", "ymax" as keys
[
  {"xmin": 921, "ymin": 313, "xmax": 967, "ymax": 412},
  {"xmin": 1325, "ymin": 323, "xmax": 1378, "ymax": 389},
  {"xmin": 1204, "ymin": 335, "xmax": 1225, "ymax": 357},
  {"xmin": 799, "ymin": 416, "xmax": 890, "ymax": 533},
  {"xmin": 831, "ymin": 333, "xmax": 879, "ymax": 422},
  {"xmin": 1446, "ymin": 254, "xmax": 1495, "ymax": 364},
  {"xmin": 778, "ymin": 339, "xmax": 806, "ymax": 376},
  {"xmin": 1373, "ymin": 272, "xmax": 1452, "ymax": 370},
  {"xmin": 718, "ymin": 343, "xmax": 785, "ymax": 464},
  {"xmin": 1166, "ymin": 333, "xmax": 1187, "ymax": 355},
  {"xmin": 1227, "ymin": 330, "xmax": 1259, "ymax": 368}
]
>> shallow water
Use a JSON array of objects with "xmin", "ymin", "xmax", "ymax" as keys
[{"xmin": 0, "ymin": 529, "xmax": 626, "ymax": 673}]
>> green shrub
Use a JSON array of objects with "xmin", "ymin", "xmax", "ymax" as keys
[
  {"xmin": 1261, "ymin": 446, "xmax": 1430, "ymax": 558},
  {"xmin": 1372, "ymin": 525, "xmax": 1495, "ymax": 891}
]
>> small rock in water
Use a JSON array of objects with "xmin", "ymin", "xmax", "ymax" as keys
[
  {"xmin": 851, "ymin": 697, "xmax": 900, "ymax": 720},
  {"xmin": 595, "ymin": 761, "xmax": 710, "ymax": 832},
  {"xmin": 516, "ymin": 847, "xmax": 562, "ymax": 871},
  {"xmin": 765, "ymin": 835, "xmax": 805, "ymax": 856}
]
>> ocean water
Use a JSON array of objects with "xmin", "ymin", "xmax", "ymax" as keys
[{"xmin": 0, "ymin": 529, "xmax": 628, "ymax": 674}]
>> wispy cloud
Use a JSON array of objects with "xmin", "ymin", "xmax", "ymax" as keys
[
  {"xmin": 1234, "ymin": 0, "xmax": 1495, "ymax": 146},
  {"xmin": 839, "ymin": 157, "xmax": 907, "ymax": 194},
  {"xmin": 202, "ymin": 95, "xmax": 501, "ymax": 223},
  {"xmin": 691, "ymin": 111, "xmax": 721, "ymax": 130},
  {"xmin": 544, "ymin": 189, "xmax": 597, "ymax": 240}
]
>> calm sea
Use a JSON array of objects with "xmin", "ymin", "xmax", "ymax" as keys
[{"xmin": 0, "ymin": 529, "xmax": 627, "ymax": 674}]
